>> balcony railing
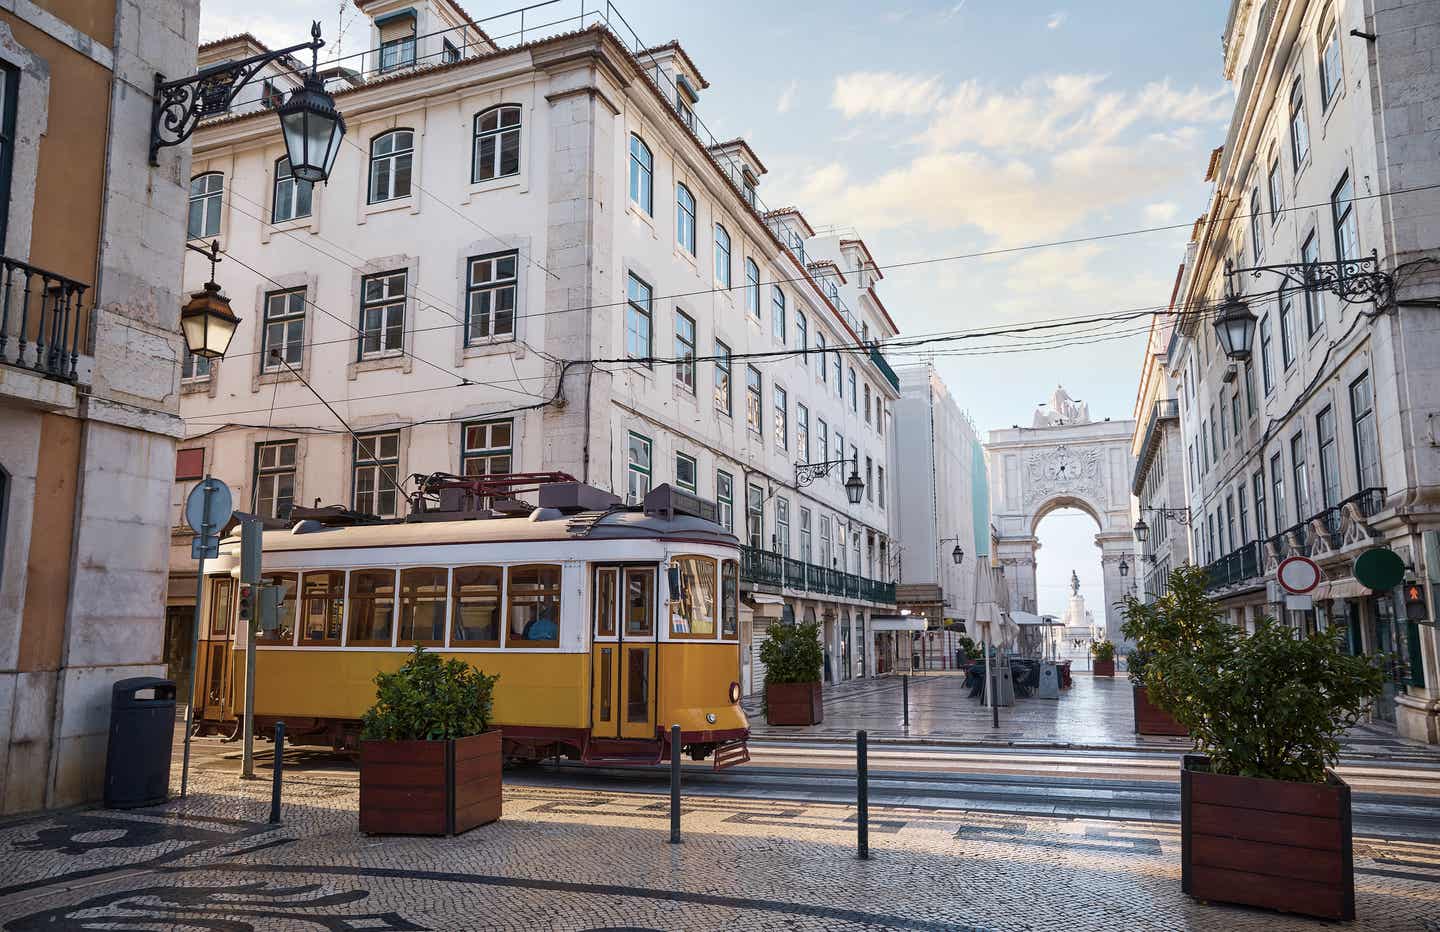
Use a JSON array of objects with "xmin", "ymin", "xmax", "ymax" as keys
[
  {"xmin": 0, "ymin": 256, "xmax": 90, "ymax": 383},
  {"xmin": 1205, "ymin": 539, "xmax": 1263, "ymax": 590},
  {"xmin": 1311, "ymin": 487, "xmax": 1387, "ymax": 548},
  {"xmin": 740, "ymin": 544, "xmax": 896, "ymax": 605},
  {"xmin": 869, "ymin": 343, "xmax": 901, "ymax": 392}
]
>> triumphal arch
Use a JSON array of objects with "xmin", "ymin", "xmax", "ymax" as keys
[{"xmin": 985, "ymin": 388, "xmax": 1137, "ymax": 644}]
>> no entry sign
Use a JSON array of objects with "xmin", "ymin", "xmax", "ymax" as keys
[{"xmin": 1277, "ymin": 556, "xmax": 1321, "ymax": 595}]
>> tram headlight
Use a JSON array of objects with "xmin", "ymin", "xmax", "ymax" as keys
[
  {"xmin": 706, "ymin": 713, "xmax": 717, "ymax": 724},
  {"xmin": 728, "ymin": 681, "xmax": 741, "ymax": 704}
]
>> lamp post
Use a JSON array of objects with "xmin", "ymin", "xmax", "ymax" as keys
[
  {"xmin": 180, "ymin": 240, "xmax": 240, "ymax": 360},
  {"xmin": 150, "ymin": 21, "xmax": 346, "ymax": 179},
  {"xmin": 795, "ymin": 458, "xmax": 866, "ymax": 505}
]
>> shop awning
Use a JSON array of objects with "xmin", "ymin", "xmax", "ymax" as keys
[
  {"xmin": 870, "ymin": 615, "xmax": 927, "ymax": 632},
  {"xmin": 1314, "ymin": 577, "xmax": 1375, "ymax": 601}
]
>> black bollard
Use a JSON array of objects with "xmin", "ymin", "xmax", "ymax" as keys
[
  {"xmin": 902, "ymin": 674, "xmax": 910, "ymax": 728},
  {"xmin": 669, "ymin": 723, "xmax": 682, "ymax": 844},
  {"xmin": 268, "ymin": 721, "xmax": 285, "ymax": 824},
  {"xmin": 857, "ymin": 729, "xmax": 869, "ymax": 860}
]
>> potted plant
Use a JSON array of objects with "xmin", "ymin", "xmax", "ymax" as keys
[
  {"xmin": 1119, "ymin": 600, "xmax": 1188, "ymax": 737},
  {"xmin": 1133, "ymin": 566, "xmax": 1382, "ymax": 921},
  {"xmin": 760, "ymin": 619, "xmax": 824, "ymax": 726},
  {"xmin": 1090, "ymin": 639, "xmax": 1116, "ymax": 676},
  {"xmin": 359, "ymin": 646, "xmax": 502, "ymax": 836}
]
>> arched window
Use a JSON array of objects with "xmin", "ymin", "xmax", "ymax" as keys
[
  {"xmin": 714, "ymin": 224, "xmax": 731, "ymax": 288},
  {"xmin": 188, "ymin": 172, "xmax": 223, "ymax": 240},
  {"xmin": 628, "ymin": 134, "xmax": 653, "ymax": 215},
  {"xmin": 744, "ymin": 258, "xmax": 760, "ymax": 318},
  {"xmin": 272, "ymin": 157, "xmax": 312, "ymax": 223},
  {"xmin": 368, "ymin": 129, "xmax": 414, "ymax": 204},
  {"xmin": 472, "ymin": 105, "xmax": 521, "ymax": 182},
  {"xmin": 676, "ymin": 183, "xmax": 696, "ymax": 255}
]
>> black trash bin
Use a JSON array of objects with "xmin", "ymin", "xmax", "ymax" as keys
[{"xmin": 104, "ymin": 676, "xmax": 177, "ymax": 808}]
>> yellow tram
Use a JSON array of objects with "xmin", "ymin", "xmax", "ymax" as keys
[{"xmin": 192, "ymin": 479, "xmax": 750, "ymax": 767}]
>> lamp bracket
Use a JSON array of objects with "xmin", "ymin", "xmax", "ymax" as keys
[
  {"xmin": 150, "ymin": 22, "xmax": 324, "ymax": 165},
  {"xmin": 1141, "ymin": 506, "xmax": 1194, "ymax": 527},
  {"xmin": 794, "ymin": 458, "xmax": 853, "ymax": 487},
  {"xmin": 184, "ymin": 239, "xmax": 222, "ymax": 284},
  {"xmin": 1227, "ymin": 250, "xmax": 1393, "ymax": 307}
]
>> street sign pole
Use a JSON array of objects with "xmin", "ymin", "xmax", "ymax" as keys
[{"xmin": 180, "ymin": 476, "xmax": 232, "ymax": 799}]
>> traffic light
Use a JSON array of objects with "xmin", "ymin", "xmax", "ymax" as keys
[
  {"xmin": 238, "ymin": 584, "xmax": 253, "ymax": 625},
  {"xmin": 1405, "ymin": 580, "xmax": 1429, "ymax": 622}
]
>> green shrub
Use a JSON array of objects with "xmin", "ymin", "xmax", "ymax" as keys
[
  {"xmin": 759, "ymin": 620, "xmax": 823, "ymax": 685},
  {"xmin": 1121, "ymin": 565, "xmax": 1383, "ymax": 783},
  {"xmin": 1091, "ymin": 639, "xmax": 1116, "ymax": 662},
  {"xmin": 361, "ymin": 645, "xmax": 498, "ymax": 741},
  {"xmin": 957, "ymin": 634, "xmax": 979, "ymax": 660}
]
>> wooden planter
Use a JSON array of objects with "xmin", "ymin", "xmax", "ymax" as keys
[
  {"xmin": 1181, "ymin": 755, "xmax": 1354, "ymax": 920},
  {"xmin": 766, "ymin": 681, "xmax": 823, "ymax": 726},
  {"xmin": 1133, "ymin": 686, "xmax": 1187, "ymax": 736},
  {"xmin": 1092, "ymin": 659, "xmax": 1115, "ymax": 676},
  {"xmin": 359, "ymin": 730, "xmax": 502, "ymax": 836}
]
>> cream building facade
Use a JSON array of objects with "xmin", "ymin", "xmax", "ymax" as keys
[
  {"xmin": 170, "ymin": 2, "xmax": 902, "ymax": 701},
  {"xmin": 1172, "ymin": 0, "xmax": 1440, "ymax": 740}
]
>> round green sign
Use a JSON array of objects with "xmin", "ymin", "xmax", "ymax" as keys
[{"xmin": 1354, "ymin": 547, "xmax": 1406, "ymax": 591}]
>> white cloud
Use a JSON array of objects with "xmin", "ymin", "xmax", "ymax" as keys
[
  {"xmin": 777, "ymin": 80, "xmax": 800, "ymax": 115},
  {"xmin": 830, "ymin": 72, "xmax": 943, "ymax": 119},
  {"xmin": 1047, "ymin": 11, "xmax": 1068, "ymax": 29},
  {"xmin": 1143, "ymin": 202, "xmax": 1180, "ymax": 223}
]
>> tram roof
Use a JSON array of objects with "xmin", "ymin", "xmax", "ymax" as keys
[{"xmin": 253, "ymin": 509, "xmax": 740, "ymax": 553}]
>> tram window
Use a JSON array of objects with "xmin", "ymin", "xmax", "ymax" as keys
[
  {"xmin": 507, "ymin": 564, "xmax": 562, "ymax": 648},
  {"xmin": 398, "ymin": 567, "xmax": 448, "ymax": 647},
  {"xmin": 670, "ymin": 556, "xmax": 716, "ymax": 638},
  {"xmin": 627, "ymin": 648, "xmax": 650, "ymax": 722},
  {"xmin": 347, "ymin": 569, "xmax": 397, "ymax": 647},
  {"xmin": 256, "ymin": 572, "xmax": 298, "ymax": 645},
  {"xmin": 299, "ymin": 571, "xmax": 344, "ymax": 644},
  {"xmin": 210, "ymin": 578, "xmax": 235, "ymax": 637},
  {"xmin": 599, "ymin": 647, "xmax": 613, "ymax": 722},
  {"xmin": 452, "ymin": 565, "xmax": 502, "ymax": 647},
  {"xmin": 624, "ymin": 568, "xmax": 654, "ymax": 637},
  {"xmin": 721, "ymin": 560, "xmax": 739, "ymax": 639},
  {"xmin": 595, "ymin": 568, "xmax": 618, "ymax": 637}
]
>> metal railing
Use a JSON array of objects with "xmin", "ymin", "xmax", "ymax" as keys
[
  {"xmin": 1311, "ymin": 486, "xmax": 1387, "ymax": 548},
  {"xmin": 869, "ymin": 343, "xmax": 900, "ymax": 392},
  {"xmin": 0, "ymin": 256, "xmax": 90, "ymax": 383},
  {"xmin": 740, "ymin": 545, "xmax": 896, "ymax": 605},
  {"xmin": 1205, "ymin": 539, "xmax": 1263, "ymax": 590}
]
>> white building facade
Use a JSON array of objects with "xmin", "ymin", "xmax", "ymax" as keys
[
  {"xmin": 892, "ymin": 364, "xmax": 985, "ymax": 635},
  {"xmin": 170, "ymin": 3, "xmax": 901, "ymax": 701},
  {"xmin": 1173, "ymin": 0, "xmax": 1440, "ymax": 740}
]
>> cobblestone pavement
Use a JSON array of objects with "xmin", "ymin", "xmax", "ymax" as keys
[
  {"xmin": 746, "ymin": 671, "xmax": 1440, "ymax": 761},
  {"xmin": 3, "ymin": 761, "xmax": 1440, "ymax": 930}
]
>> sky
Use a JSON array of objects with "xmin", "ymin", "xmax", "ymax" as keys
[{"xmin": 198, "ymin": 0, "xmax": 1232, "ymax": 621}]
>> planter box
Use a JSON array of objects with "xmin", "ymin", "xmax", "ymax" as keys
[
  {"xmin": 1134, "ymin": 686, "xmax": 1187, "ymax": 736},
  {"xmin": 1181, "ymin": 755, "xmax": 1353, "ymax": 921},
  {"xmin": 360, "ymin": 730, "xmax": 502, "ymax": 836},
  {"xmin": 1092, "ymin": 659, "xmax": 1115, "ymax": 676},
  {"xmin": 766, "ymin": 681, "xmax": 823, "ymax": 726}
]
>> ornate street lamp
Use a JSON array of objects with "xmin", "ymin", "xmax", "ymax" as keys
[
  {"xmin": 1133, "ymin": 517, "xmax": 1149, "ymax": 544},
  {"xmin": 844, "ymin": 468, "xmax": 865, "ymax": 505},
  {"xmin": 151, "ymin": 22, "xmax": 345, "ymax": 180},
  {"xmin": 795, "ymin": 457, "xmax": 866, "ymax": 505},
  {"xmin": 180, "ymin": 240, "xmax": 239, "ymax": 359},
  {"xmin": 1119, "ymin": 558, "xmax": 1129, "ymax": 578},
  {"xmin": 952, "ymin": 544, "xmax": 965, "ymax": 566},
  {"xmin": 1212, "ymin": 290, "xmax": 1258, "ymax": 362}
]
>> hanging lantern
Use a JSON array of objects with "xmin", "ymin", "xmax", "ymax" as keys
[
  {"xmin": 952, "ymin": 544, "xmax": 965, "ymax": 565},
  {"xmin": 845, "ymin": 468, "xmax": 865, "ymax": 505},
  {"xmin": 278, "ymin": 74, "xmax": 346, "ymax": 184},
  {"xmin": 1133, "ymin": 518, "xmax": 1150, "ymax": 544},
  {"xmin": 1213, "ymin": 293, "xmax": 1258, "ymax": 361},
  {"xmin": 180, "ymin": 281, "xmax": 240, "ymax": 359}
]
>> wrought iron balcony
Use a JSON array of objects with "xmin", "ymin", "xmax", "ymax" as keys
[
  {"xmin": 739, "ymin": 544, "xmax": 896, "ymax": 606},
  {"xmin": 0, "ymin": 256, "xmax": 90, "ymax": 383},
  {"xmin": 1204, "ymin": 539, "xmax": 1263, "ymax": 590},
  {"xmin": 869, "ymin": 343, "xmax": 901, "ymax": 392}
]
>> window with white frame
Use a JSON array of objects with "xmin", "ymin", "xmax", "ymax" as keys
[
  {"xmin": 799, "ymin": 506, "xmax": 812, "ymax": 562},
  {"xmin": 848, "ymin": 368, "xmax": 858, "ymax": 412},
  {"xmin": 746, "ymin": 482, "xmax": 764, "ymax": 550},
  {"xmin": 627, "ymin": 432, "xmax": 652, "ymax": 501},
  {"xmin": 359, "ymin": 270, "xmax": 406, "ymax": 359},
  {"xmin": 1301, "ymin": 231, "xmax": 1323, "ymax": 336},
  {"xmin": 1250, "ymin": 187, "xmax": 1263, "ymax": 258},
  {"xmin": 817, "ymin": 419, "xmax": 828, "ymax": 471},
  {"xmin": 796, "ymin": 403, "xmax": 810, "ymax": 461},
  {"xmin": 863, "ymin": 384, "xmax": 872, "ymax": 424},
  {"xmin": 1290, "ymin": 77, "xmax": 1310, "ymax": 169},
  {"xmin": 714, "ymin": 224, "xmax": 731, "ymax": 287},
  {"xmin": 1259, "ymin": 313, "xmax": 1275, "ymax": 394},
  {"xmin": 466, "ymin": 251, "xmax": 518, "ymax": 345},
  {"xmin": 771, "ymin": 286, "xmax": 786, "ymax": 344},
  {"xmin": 819, "ymin": 514, "xmax": 832, "ymax": 567},
  {"xmin": 181, "ymin": 348, "xmax": 211, "ymax": 382},
  {"xmin": 188, "ymin": 173, "xmax": 223, "ymax": 240},
  {"xmin": 1267, "ymin": 155, "xmax": 1282, "ymax": 222},
  {"xmin": 462, "ymin": 419, "xmax": 513, "ymax": 476},
  {"xmin": 472, "ymin": 105, "xmax": 521, "ymax": 182},
  {"xmin": 878, "ymin": 465, "xmax": 886, "ymax": 509},
  {"xmin": 353, "ymin": 431, "xmax": 401, "ymax": 518},
  {"xmin": 1317, "ymin": 405, "xmax": 1340, "ymax": 510},
  {"xmin": 272, "ymin": 157, "xmax": 312, "ymax": 223},
  {"xmin": 1291, "ymin": 432, "xmax": 1311, "ymax": 519},
  {"xmin": 775, "ymin": 497, "xmax": 790, "ymax": 556},
  {"xmin": 716, "ymin": 470, "xmax": 734, "ymax": 530},
  {"xmin": 368, "ymin": 130, "xmax": 413, "ymax": 203},
  {"xmin": 774, "ymin": 384, "xmax": 788, "ymax": 450},
  {"xmin": 254, "ymin": 440, "xmax": 297, "ymax": 520},
  {"xmin": 833, "ymin": 353, "xmax": 842, "ymax": 398},
  {"xmin": 626, "ymin": 273, "xmax": 652, "ymax": 365},
  {"xmin": 261, "ymin": 288, "xmax": 305, "ymax": 371},
  {"xmin": 865, "ymin": 456, "xmax": 873, "ymax": 502},
  {"xmin": 1350, "ymin": 371, "xmax": 1380, "ymax": 490},
  {"xmin": 745, "ymin": 258, "xmax": 760, "ymax": 318},
  {"xmin": 379, "ymin": 34, "xmax": 416, "ymax": 71},
  {"xmin": 676, "ymin": 184, "xmax": 697, "ymax": 255},
  {"xmin": 714, "ymin": 340, "xmax": 732, "ymax": 415},
  {"xmin": 629, "ymin": 135, "xmax": 653, "ymax": 215},
  {"xmin": 675, "ymin": 452, "xmax": 697, "ymax": 492},
  {"xmin": 818, "ymin": 332, "xmax": 828, "ymax": 381},
  {"xmin": 1279, "ymin": 292, "xmax": 1296, "ymax": 370},
  {"xmin": 746, "ymin": 365, "xmax": 762, "ymax": 435},
  {"xmin": 1332, "ymin": 171, "xmax": 1359, "ymax": 264},
  {"xmin": 795, "ymin": 312, "xmax": 807, "ymax": 366},
  {"xmin": 674, "ymin": 310, "xmax": 696, "ymax": 392},
  {"xmin": 1320, "ymin": 20, "xmax": 1342, "ymax": 109}
]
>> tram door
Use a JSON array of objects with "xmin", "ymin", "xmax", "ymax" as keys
[
  {"xmin": 591, "ymin": 565, "xmax": 657, "ymax": 740},
  {"xmin": 194, "ymin": 577, "xmax": 236, "ymax": 722}
]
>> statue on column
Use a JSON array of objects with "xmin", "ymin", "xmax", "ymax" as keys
[
  {"xmin": 1070, "ymin": 570, "xmax": 1080, "ymax": 596},
  {"xmin": 1032, "ymin": 386, "xmax": 1092, "ymax": 427}
]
